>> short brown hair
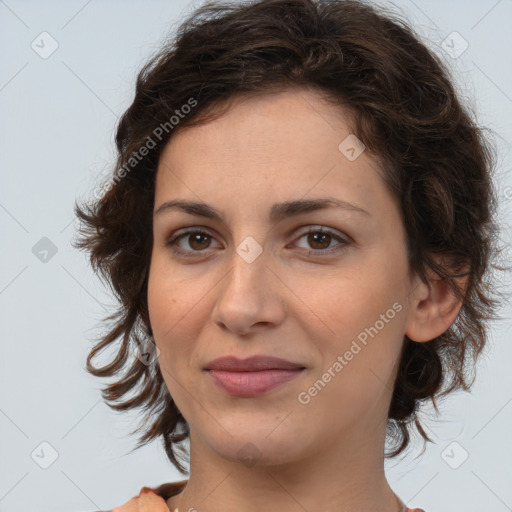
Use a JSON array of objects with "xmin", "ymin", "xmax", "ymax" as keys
[{"xmin": 73, "ymin": 0, "xmax": 508, "ymax": 473}]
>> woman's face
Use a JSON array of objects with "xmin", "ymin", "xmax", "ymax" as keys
[{"xmin": 148, "ymin": 87, "xmax": 421, "ymax": 467}]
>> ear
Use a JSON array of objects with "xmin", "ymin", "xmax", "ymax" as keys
[{"xmin": 404, "ymin": 264, "xmax": 468, "ymax": 343}]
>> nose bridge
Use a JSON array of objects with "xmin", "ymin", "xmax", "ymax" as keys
[
  {"xmin": 212, "ymin": 237, "xmax": 285, "ymax": 333},
  {"xmin": 227, "ymin": 216, "xmax": 268, "ymax": 278},
  {"xmin": 223, "ymin": 240, "xmax": 269, "ymax": 303}
]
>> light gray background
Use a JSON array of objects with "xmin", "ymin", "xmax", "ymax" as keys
[{"xmin": 1, "ymin": 1, "xmax": 511, "ymax": 511}]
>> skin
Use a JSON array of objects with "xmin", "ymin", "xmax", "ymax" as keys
[{"xmin": 147, "ymin": 86, "xmax": 464, "ymax": 512}]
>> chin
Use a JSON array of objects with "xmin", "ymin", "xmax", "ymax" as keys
[{"xmin": 198, "ymin": 420, "xmax": 312, "ymax": 468}]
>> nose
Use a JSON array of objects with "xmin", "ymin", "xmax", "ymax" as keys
[{"xmin": 211, "ymin": 252, "xmax": 286, "ymax": 336}]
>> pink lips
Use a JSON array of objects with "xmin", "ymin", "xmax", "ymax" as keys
[{"xmin": 204, "ymin": 355, "xmax": 306, "ymax": 397}]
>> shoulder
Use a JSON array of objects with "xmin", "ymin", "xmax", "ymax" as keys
[
  {"xmin": 407, "ymin": 508, "xmax": 426, "ymax": 512},
  {"xmin": 109, "ymin": 480, "xmax": 187, "ymax": 512},
  {"xmin": 153, "ymin": 479, "xmax": 188, "ymax": 500}
]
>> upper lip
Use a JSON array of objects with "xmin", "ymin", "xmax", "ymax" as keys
[{"xmin": 204, "ymin": 355, "xmax": 305, "ymax": 372}]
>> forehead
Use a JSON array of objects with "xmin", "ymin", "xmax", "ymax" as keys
[{"xmin": 155, "ymin": 87, "xmax": 385, "ymax": 215}]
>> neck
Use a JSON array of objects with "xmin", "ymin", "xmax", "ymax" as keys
[{"xmin": 167, "ymin": 416, "xmax": 404, "ymax": 512}]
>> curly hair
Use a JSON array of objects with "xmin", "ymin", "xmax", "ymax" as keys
[{"xmin": 73, "ymin": 0, "xmax": 508, "ymax": 473}]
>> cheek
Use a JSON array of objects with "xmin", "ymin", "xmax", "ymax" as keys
[
  {"xmin": 147, "ymin": 257, "xmax": 208, "ymax": 374},
  {"xmin": 147, "ymin": 259, "xmax": 184, "ymax": 366},
  {"xmin": 147, "ymin": 270, "xmax": 171, "ymax": 339},
  {"xmin": 302, "ymin": 260, "xmax": 407, "ymax": 393},
  {"xmin": 309, "ymin": 271, "xmax": 405, "ymax": 344},
  {"xmin": 298, "ymin": 302, "xmax": 405, "ymax": 430},
  {"xmin": 147, "ymin": 269, "xmax": 192, "ymax": 411},
  {"xmin": 147, "ymin": 253, "xmax": 191, "ymax": 337}
]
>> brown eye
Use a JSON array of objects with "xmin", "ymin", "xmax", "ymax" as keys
[
  {"xmin": 165, "ymin": 226, "xmax": 350, "ymax": 259},
  {"xmin": 166, "ymin": 229, "xmax": 220, "ymax": 257},
  {"xmin": 293, "ymin": 227, "xmax": 350, "ymax": 256},
  {"xmin": 187, "ymin": 232, "xmax": 212, "ymax": 250},
  {"xmin": 307, "ymin": 231, "xmax": 332, "ymax": 250}
]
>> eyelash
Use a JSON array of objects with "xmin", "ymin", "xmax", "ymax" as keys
[{"xmin": 165, "ymin": 226, "xmax": 350, "ymax": 258}]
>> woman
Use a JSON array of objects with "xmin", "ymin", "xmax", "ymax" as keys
[{"xmin": 73, "ymin": 0, "xmax": 505, "ymax": 510}]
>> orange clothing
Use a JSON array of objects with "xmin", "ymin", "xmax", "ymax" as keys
[
  {"xmin": 111, "ymin": 480, "xmax": 187, "ymax": 512},
  {"xmin": 110, "ymin": 480, "xmax": 426, "ymax": 511}
]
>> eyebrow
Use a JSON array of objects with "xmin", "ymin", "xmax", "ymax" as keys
[{"xmin": 154, "ymin": 197, "xmax": 370, "ymax": 223}]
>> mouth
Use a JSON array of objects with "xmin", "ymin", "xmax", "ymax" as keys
[
  {"xmin": 206, "ymin": 368, "xmax": 305, "ymax": 396},
  {"xmin": 203, "ymin": 355, "xmax": 306, "ymax": 397}
]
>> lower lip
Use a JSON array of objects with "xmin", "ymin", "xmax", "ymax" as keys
[{"xmin": 207, "ymin": 369, "xmax": 305, "ymax": 396}]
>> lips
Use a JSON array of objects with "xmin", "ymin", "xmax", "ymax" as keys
[
  {"xmin": 204, "ymin": 355, "xmax": 305, "ymax": 372},
  {"xmin": 204, "ymin": 355, "xmax": 306, "ymax": 397}
]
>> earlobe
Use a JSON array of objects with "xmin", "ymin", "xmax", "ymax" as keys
[{"xmin": 405, "ymin": 270, "xmax": 467, "ymax": 343}]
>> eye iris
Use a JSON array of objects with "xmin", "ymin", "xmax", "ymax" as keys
[
  {"xmin": 189, "ymin": 233, "xmax": 211, "ymax": 250},
  {"xmin": 308, "ymin": 231, "xmax": 331, "ymax": 250}
]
